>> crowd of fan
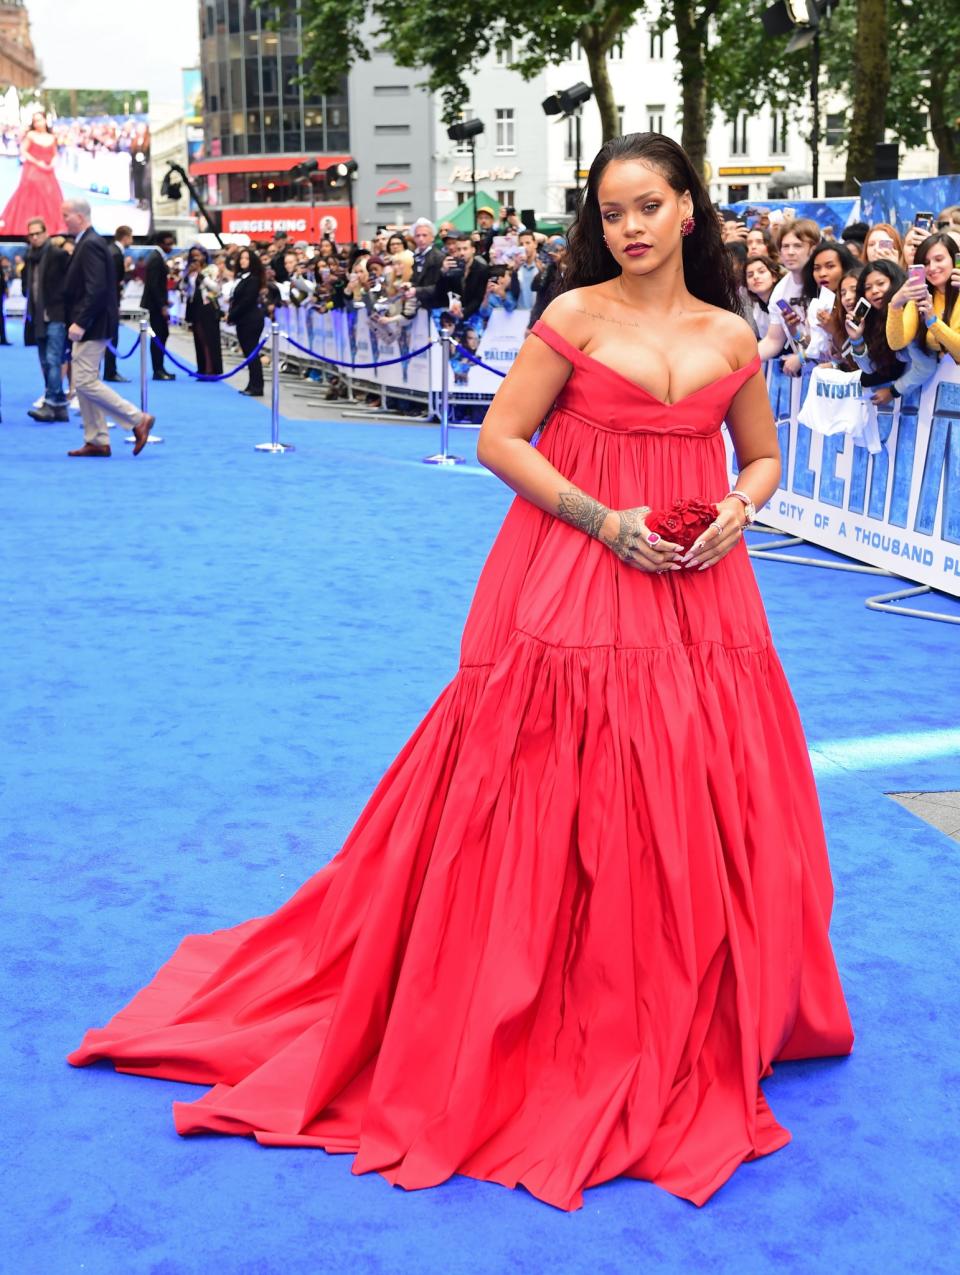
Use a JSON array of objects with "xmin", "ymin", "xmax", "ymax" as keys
[
  {"xmin": 5, "ymin": 198, "xmax": 960, "ymax": 410},
  {"xmin": 720, "ymin": 202, "xmax": 960, "ymax": 401}
]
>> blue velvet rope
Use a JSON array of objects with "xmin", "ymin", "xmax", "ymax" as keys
[
  {"xmin": 282, "ymin": 333, "xmax": 434, "ymax": 369},
  {"xmin": 106, "ymin": 334, "xmax": 141, "ymax": 360},
  {"xmin": 150, "ymin": 335, "xmax": 268, "ymax": 381},
  {"xmin": 453, "ymin": 343, "xmax": 507, "ymax": 378}
]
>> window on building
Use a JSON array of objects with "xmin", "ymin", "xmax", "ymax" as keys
[
  {"xmin": 649, "ymin": 30, "xmax": 665, "ymax": 59},
  {"xmin": 374, "ymin": 123, "xmax": 411, "ymax": 135},
  {"xmin": 456, "ymin": 191, "xmax": 469, "ymax": 205},
  {"xmin": 824, "ymin": 180, "xmax": 846, "ymax": 197},
  {"xmin": 771, "ymin": 111, "xmax": 788, "ymax": 155},
  {"xmin": 373, "ymin": 85, "xmax": 411, "ymax": 97},
  {"xmin": 497, "ymin": 189, "xmax": 516, "ymax": 207},
  {"xmin": 825, "ymin": 113, "xmax": 844, "ymax": 147},
  {"xmin": 570, "ymin": 41, "xmax": 582, "ymax": 61},
  {"xmin": 730, "ymin": 113, "xmax": 749, "ymax": 156},
  {"xmin": 495, "ymin": 107, "xmax": 516, "ymax": 154},
  {"xmin": 647, "ymin": 104, "xmax": 664, "ymax": 134},
  {"xmin": 375, "ymin": 162, "xmax": 412, "ymax": 173},
  {"xmin": 609, "ymin": 37, "xmax": 624, "ymax": 61},
  {"xmin": 495, "ymin": 39, "xmax": 513, "ymax": 67},
  {"xmin": 618, "ymin": 104, "xmax": 626, "ymax": 135}
]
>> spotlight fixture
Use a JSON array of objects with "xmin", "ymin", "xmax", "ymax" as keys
[
  {"xmin": 541, "ymin": 82, "xmax": 593, "ymax": 119},
  {"xmin": 446, "ymin": 117, "xmax": 485, "ymax": 143}
]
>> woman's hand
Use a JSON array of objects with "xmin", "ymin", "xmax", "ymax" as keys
[
  {"xmin": 951, "ymin": 267, "xmax": 960, "ymax": 291},
  {"xmin": 782, "ymin": 353, "xmax": 804, "ymax": 377},
  {"xmin": 599, "ymin": 505, "xmax": 684, "ymax": 573},
  {"xmin": 871, "ymin": 387, "xmax": 894, "ymax": 405},
  {"xmin": 681, "ymin": 499, "xmax": 747, "ymax": 571},
  {"xmin": 889, "ymin": 283, "xmax": 911, "ymax": 310},
  {"xmin": 844, "ymin": 315, "xmax": 866, "ymax": 341}
]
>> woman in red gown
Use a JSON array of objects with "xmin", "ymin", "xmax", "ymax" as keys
[
  {"xmin": 69, "ymin": 134, "xmax": 853, "ymax": 1210},
  {"xmin": 0, "ymin": 112, "xmax": 65, "ymax": 236}
]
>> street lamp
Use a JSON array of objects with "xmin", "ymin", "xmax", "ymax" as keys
[
  {"xmin": 326, "ymin": 160, "xmax": 359, "ymax": 243},
  {"xmin": 446, "ymin": 117, "xmax": 485, "ymax": 229},
  {"xmin": 761, "ymin": 0, "xmax": 837, "ymax": 198},
  {"xmin": 542, "ymin": 82, "xmax": 594, "ymax": 201}
]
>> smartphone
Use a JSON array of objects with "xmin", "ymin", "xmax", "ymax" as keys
[
  {"xmin": 908, "ymin": 263, "xmax": 927, "ymax": 288},
  {"xmin": 817, "ymin": 286, "xmax": 837, "ymax": 310},
  {"xmin": 877, "ymin": 237, "xmax": 895, "ymax": 252},
  {"xmin": 955, "ymin": 253, "xmax": 960, "ymax": 269},
  {"xmin": 914, "ymin": 210, "xmax": 934, "ymax": 231},
  {"xmin": 852, "ymin": 297, "xmax": 871, "ymax": 323},
  {"xmin": 776, "ymin": 299, "xmax": 799, "ymax": 323}
]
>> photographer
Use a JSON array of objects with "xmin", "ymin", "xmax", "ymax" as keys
[
  {"xmin": 845, "ymin": 260, "xmax": 936, "ymax": 403},
  {"xmin": 479, "ymin": 264, "xmax": 518, "ymax": 320},
  {"xmin": 530, "ymin": 236, "xmax": 567, "ymax": 323},
  {"xmin": 181, "ymin": 245, "xmax": 223, "ymax": 376},
  {"xmin": 447, "ymin": 236, "xmax": 489, "ymax": 320},
  {"xmin": 887, "ymin": 231, "xmax": 960, "ymax": 365}
]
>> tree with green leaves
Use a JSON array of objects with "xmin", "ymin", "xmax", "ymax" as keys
[
  {"xmin": 284, "ymin": 0, "xmax": 738, "ymax": 174},
  {"xmin": 708, "ymin": 0, "xmax": 959, "ymax": 190},
  {"xmin": 282, "ymin": 1, "xmax": 643, "ymax": 144}
]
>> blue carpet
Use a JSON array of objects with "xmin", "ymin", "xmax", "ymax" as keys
[{"xmin": 2, "ymin": 324, "xmax": 959, "ymax": 1274}]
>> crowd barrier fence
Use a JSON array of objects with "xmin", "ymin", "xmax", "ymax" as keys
[{"xmin": 268, "ymin": 305, "xmax": 960, "ymax": 598}]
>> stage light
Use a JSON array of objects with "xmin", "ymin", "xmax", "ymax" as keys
[
  {"xmin": 541, "ymin": 82, "xmax": 593, "ymax": 118},
  {"xmin": 446, "ymin": 118, "xmax": 485, "ymax": 143}
]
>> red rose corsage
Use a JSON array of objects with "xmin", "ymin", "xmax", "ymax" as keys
[{"xmin": 645, "ymin": 497, "xmax": 719, "ymax": 550}]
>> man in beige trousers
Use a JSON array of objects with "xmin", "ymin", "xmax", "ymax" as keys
[{"xmin": 61, "ymin": 198, "xmax": 154, "ymax": 457}]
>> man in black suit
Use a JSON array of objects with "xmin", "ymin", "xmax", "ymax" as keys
[
  {"xmin": 103, "ymin": 224, "xmax": 134, "ymax": 382},
  {"xmin": 142, "ymin": 230, "xmax": 176, "ymax": 379},
  {"xmin": 410, "ymin": 218, "xmax": 446, "ymax": 309},
  {"xmin": 61, "ymin": 198, "xmax": 153, "ymax": 457},
  {"xmin": 447, "ymin": 235, "xmax": 489, "ymax": 320}
]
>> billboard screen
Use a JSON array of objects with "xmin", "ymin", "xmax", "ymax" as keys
[{"xmin": 0, "ymin": 88, "xmax": 151, "ymax": 237}]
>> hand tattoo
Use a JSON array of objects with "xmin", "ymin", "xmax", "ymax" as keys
[
  {"xmin": 607, "ymin": 506, "xmax": 650, "ymax": 563},
  {"xmin": 558, "ymin": 489, "xmax": 609, "ymax": 539}
]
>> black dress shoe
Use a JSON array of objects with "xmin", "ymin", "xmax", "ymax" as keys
[
  {"xmin": 29, "ymin": 405, "xmax": 69, "ymax": 422},
  {"xmin": 239, "ymin": 388, "xmax": 264, "ymax": 397},
  {"xmin": 104, "ymin": 374, "xmax": 131, "ymax": 383},
  {"xmin": 153, "ymin": 371, "xmax": 176, "ymax": 381}
]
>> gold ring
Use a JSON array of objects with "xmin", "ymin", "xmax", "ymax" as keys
[{"xmin": 712, "ymin": 521, "xmax": 723, "ymax": 537}]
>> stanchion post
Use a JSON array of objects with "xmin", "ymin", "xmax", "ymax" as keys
[
  {"xmin": 124, "ymin": 316, "xmax": 164, "ymax": 445},
  {"xmin": 424, "ymin": 330, "xmax": 463, "ymax": 465},
  {"xmin": 139, "ymin": 317, "xmax": 148, "ymax": 413},
  {"xmin": 255, "ymin": 322, "xmax": 294, "ymax": 453}
]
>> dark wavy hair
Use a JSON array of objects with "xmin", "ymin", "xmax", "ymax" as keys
[
  {"xmin": 744, "ymin": 254, "xmax": 785, "ymax": 310},
  {"xmin": 563, "ymin": 132, "xmax": 739, "ymax": 314},
  {"xmin": 912, "ymin": 231, "xmax": 960, "ymax": 350},
  {"xmin": 855, "ymin": 258, "xmax": 906, "ymax": 380},
  {"xmin": 801, "ymin": 240, "xmax": 859, "ymax": 299}
]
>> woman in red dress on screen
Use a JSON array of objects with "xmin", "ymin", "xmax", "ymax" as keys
[
  {"xmin": 0, "ymin": 111, "xmax": 65, "ymax": 236},
  {"xmin": 69, "ymin": 133, "xmax": 853, "ymax": 1210}
]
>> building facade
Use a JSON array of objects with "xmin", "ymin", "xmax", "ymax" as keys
[
  {"xmin": 196, "ymin": 0, "xmax": 354, "ymax": 240},
  {"xmin": 196, "ymin": 6, "xmax": 939, "ymax": 243},
  {"xmin": 0, "ymin": 1, "xmax": 40, "ymax": 90}
]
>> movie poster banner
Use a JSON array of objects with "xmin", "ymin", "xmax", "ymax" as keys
[
  {"xmin": 725, "ymin": 359, "xmax": 960, "ymax": 598},
  {"xmin": 0, "ymin": 88, "xmax": 151, "ymax": 237}
]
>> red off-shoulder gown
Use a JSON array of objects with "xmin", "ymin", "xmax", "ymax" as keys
[
  {"xmin": 0, "ymin": 136, "xmax": 65, "ymax": 235},
  {"xmin": 69, "ymin": 319, "xmax": 854, "ymax": 1210}
]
